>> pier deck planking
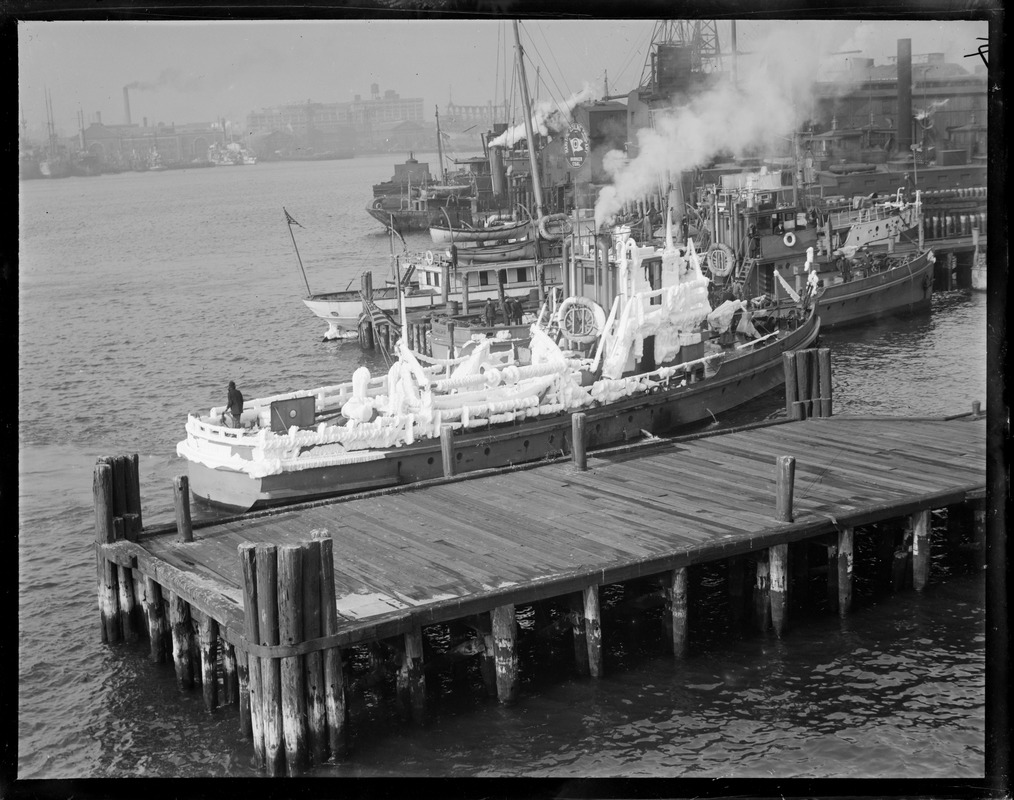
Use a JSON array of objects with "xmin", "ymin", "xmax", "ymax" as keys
[{"xmin": 128, "ymin": 416, "xmax": 985, "ymax": 643}]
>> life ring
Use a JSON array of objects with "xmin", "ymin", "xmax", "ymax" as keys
[
  {"xmin": 556, "ymin": 296, "xmax": 606, "ymax": 344},
  {"xmin": 424, "ymin": 250, "xmax": 434, "ymax": 266},
  {"xmin": 706, "ymin": 243, "xmax": 736, "ymax": 277},
  {"xmin": 783, "ymin": 232, "xmax": 797, "ymax": 247},
  {"xmin": 538, "ymin": 213, "xmax": 573, "ymax": 241}
]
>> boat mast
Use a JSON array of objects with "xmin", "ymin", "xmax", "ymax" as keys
[
  {"xmin": 512, "ymin": 21, "xmax": 545, "ymax": 220},
  {"xmin": 435, "ymin": 105, "xmax": 446, "ymax": 183}
]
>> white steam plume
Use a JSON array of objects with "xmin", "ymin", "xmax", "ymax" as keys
[
  {"xmin": 489, "ymin": 83, "xmax": 599, "ymax": 148},
  {"xmin": 594, "ymin": 24, "xmax": 842, "ymax": 229}
]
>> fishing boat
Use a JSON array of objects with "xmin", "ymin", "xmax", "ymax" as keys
[{"xmin": 177, "ymin": 232, "xmax": 820, "ymax": 511}]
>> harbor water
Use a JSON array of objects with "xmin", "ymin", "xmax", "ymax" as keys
[{"xmin": 17, "ymin": 155, "xmax": 987, "ymax": 780}]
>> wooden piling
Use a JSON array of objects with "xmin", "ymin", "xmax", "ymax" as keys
[
  {"xmin": 166, "ymin": 590, "xmax": 194, "ymax": 690},
  {"xmin": 398, "ymin": 625, "xmax": 426, "ymax": 724},
  {"xmin": 911, "ymin": 510, "xmax": 932, "ymax": 592},
  {"xmin": 769, "ymin": 544, "xmax": 789, "ymax": 637},
  {"xmin": 123, "ymin": 512, "xmax": 141, "ymax": 542},
  {"xmin": 94, "ymin": 463, "xmax": 121, "ymax": 644},
  {"xmin": 141, "ymin": 576, "xmax": 167, "ymax": 663},
  {"xmin": 173, "ymin": 476, "xmax": 193, "ymax": 543},
  {"xmin": 300, "ymin": 539, "xmax": 327, "ymax": 765},
  {"xmin": 440, "ymin": 425, "xmax": 455, "ymax": 477},
  {"xmin": 832, "ymin": 530, "xmax": 851, "ymax": 615},
  {"xmin": 568, "ymin": 593, "xmax": 590, "ymax": 676},
  {"xmin": 664, "ymin": 568, "xmax": 688, "ymax": 657},
  {"xmin": 753, "ymin": 553, "xmax": 770, "ymax": 632},
  {"xmin": 795, "ymin": 349, "xmax": 811, "ymax": 417},
  {"xmin": 808, "ymin": 351, "xmax": 821, "ymax": 416},
  {"xmin": 817, "ymin": 348, "xmax": 833, "ymax": 418},
  {"xmin": 316, "ymin": 536, "xmax": 348, "ymax": 757},
  {"xmin": 256, "ymin": 544, "xmax": 285, "ymax": 776},
  {"xmin": 222, "ymin": 640, "xmax": 239, "ymax": 706},
  {"xmin": 491, "ymin": 604, "xmax": 519, "ymax": 705},
  {"xmin": 583, "ymin": 585, "xmax": 603, "ymax": 677},
  {"xmin": 447, "ymin": 321, "xmax": 456, "ymax": 358},
  {"xmin": 571, "ymin": 412, "xmax": 588, "ymax": 471},
  {"xmin": 479, "ymin": 627, "xmax": 498, "ymax": 696},
  {"xmin": 125, "ymin": 452, "xmax": 143, "ymax": 529},
  {"xmin": 775, "ymin": 456, "xmax": 795, "ymax": 522},
  {"xmin": 116, "ymin": 563, "xmax": 139, "ymax": 643},
  {"xmin": 276, "ymin": 543, "xmax": 307, "ymax": 776},
  {"xmin": 194, "ymin": 609, "xmax": 219, "ymax": 712},
  {"xmin": 891, "ymin": 527, "xmax": 911, "ymax": 592},
  {"xmin": 782, "ymin": 352, "xmax": 798, "ymax": 416},
  {"xmin": 111, "ymin": 455, "xmax": 128, "ymax": 518},
  {"xmin": 239, "ymin": 543, "xmax": 264, "ymax": 758}
]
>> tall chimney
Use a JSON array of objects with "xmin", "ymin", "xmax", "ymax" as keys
[
  {"xmin": 123, "ymin": 86, "xmax": 131, "ymax": 125},
  {"xmin": 896, "ymin": 39, "xmax": 912, "ymax": 155}
]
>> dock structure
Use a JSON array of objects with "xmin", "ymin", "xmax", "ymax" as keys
[{"xmin": 92, "ymin": 354, "xmax": 986, "ymax": 774}]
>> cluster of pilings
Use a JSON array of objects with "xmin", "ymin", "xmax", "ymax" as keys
[
  {"xmin": 783, "ymin": 347, "xmax": 832, "ymax": 420},
  {"xmin": 358, "ymin": 315, "xmax": 433, "ymax": 355}
]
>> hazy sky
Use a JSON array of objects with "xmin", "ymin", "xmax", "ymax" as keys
[{"xmin": 18, "ymin": 18, "xmax": 989, "ymax": 138}]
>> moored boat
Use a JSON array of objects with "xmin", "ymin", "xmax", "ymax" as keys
[{"xmin": 178, "ymin": 232, "xmax": 820, "ymax": 511}]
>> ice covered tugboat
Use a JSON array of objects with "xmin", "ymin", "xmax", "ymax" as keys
[{"xmin": 177, "ymin": 229, "xmax": 819, "ymax": 511}]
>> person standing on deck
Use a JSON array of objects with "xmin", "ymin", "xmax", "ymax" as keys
[
  {"xmin": 223, "ymin": 381, "xmax": 244, "ymax": 428},
  {"xmin": 483, "ymin": 298, "xmax": 495, "ymax": 327}
]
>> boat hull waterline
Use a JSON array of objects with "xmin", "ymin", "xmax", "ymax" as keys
[{"xmin": 186, "ymin": 309, "xmax": 820, "ymax": 511}]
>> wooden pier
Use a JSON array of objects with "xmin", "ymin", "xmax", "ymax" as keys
[{"xmin": 92, "ymin": 355, "xmax": 987, "ymax": 775}]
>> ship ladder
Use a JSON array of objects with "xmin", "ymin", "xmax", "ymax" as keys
[{"xmin": 731, "ymin": 256, "xmax": 758, "ymax": 294}]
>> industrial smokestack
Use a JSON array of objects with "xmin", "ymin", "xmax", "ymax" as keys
[
  {"xmin": 896, "ymin": 39, "xmax": 912, "ymax": 155},
  {"xmin": 123, "ymin": 86, "xmax": 131, "ymax": 125}
]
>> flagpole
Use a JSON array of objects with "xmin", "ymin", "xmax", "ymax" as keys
[{"xmin": 285, "ymin": 207, "xmax": 312, "ymax": 297}]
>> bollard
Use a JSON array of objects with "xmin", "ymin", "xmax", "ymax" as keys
[
  {"xmin": 571, "ymin": 412, "xmax": 588, "ymax": 471},
  {"xmin": 775, "ymin": 456, "xmax": 796, "ymax": 522},
  {"xmin": 440, "ymin": 425, "xmax": 455, "ymax": 477},
  {"xmin": 173, "ymin": 475, "xmax": 193, "ymax": 543}
]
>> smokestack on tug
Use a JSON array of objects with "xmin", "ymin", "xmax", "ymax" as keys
[
  {"xmin": 123, "ymin": 86, "xmax": 131, "ymax": 126},
  {"xmin": 896, "ymin": 39, "xmax": 912, "ymax": 156}
]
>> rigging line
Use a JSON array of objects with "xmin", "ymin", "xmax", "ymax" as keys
[
  {"xmin": 611, "ymin": 25, "xmax": 651, "ymax": 89},
  {"xmin": 529, "ymin": 22, "xmax": 574, "ymax": 113},
  {"xmin": 522, "ymin": 26, "xmax": 581, "ymax": 128}
]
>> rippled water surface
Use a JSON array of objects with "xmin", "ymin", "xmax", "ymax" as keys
[{"xmin": 17, "ymin": 157, "xmax": 987, "ymax": 781}]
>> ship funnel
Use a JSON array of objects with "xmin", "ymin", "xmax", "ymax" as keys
[
  {"xmin": 489, "ymin": 145, "xmax": 506, "ymax": 200},
  {"xmin": 123, "ymin": 86, "xmax": 131, "ymax": 125}
]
